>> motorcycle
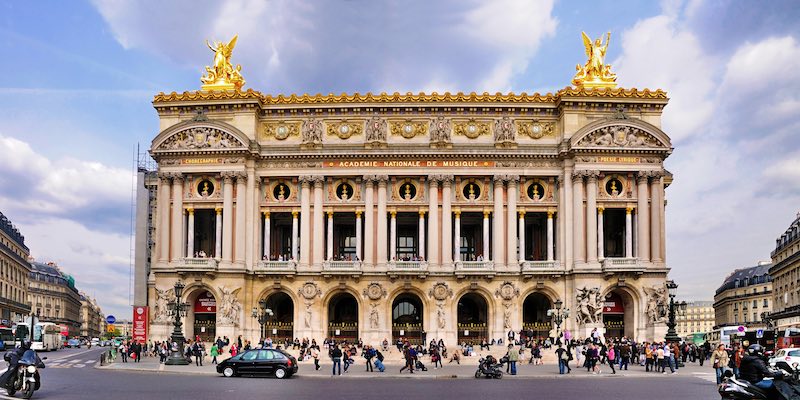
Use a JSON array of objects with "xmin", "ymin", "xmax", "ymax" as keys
[
  {"xmin": 718, "ymin": 362, "xmax": 800, "ymax": 400},
  {"xmin": 2, "ymin": 349, "xmax": 46, "ymax": 399},
  {"xmin": 474, "ymin": 356, "xmax": 503, "ymax": 379}
]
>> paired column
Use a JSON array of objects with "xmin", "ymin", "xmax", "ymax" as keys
[
  {"xmin": 390, "ymin": 211, "xmax": 397, "ymax": 261},
  {"xmin": 586, "ymin": 172, "xmax": 599, "ymax": 263},
  {"xmin": 650, "ymin": 173, "xmax": 663, "ymax": 262},
  {"xmin": 299, "ymin": 177, "xmax": 311, "ymax": 265},
  {"xmin": 546, "ymin": 211, "xmax": 555, "ymax": 261},
  {"xmin": 222, "ymin": 172, "xmax": 233, "ymax": 264},
  {"xmin": 625, "ymin": 206, "xmax": 634, "ymax": 258},
  {"xmin": 157, "ymin": 174, "xmax": 171, "ymax": 263},
  {"xmin": 363, "ymin": 177, "xmax": 375, "ymax": 266},
  {"xmin": 355, "ymin": 210, "xmax": 363, "ymax": 261},
  {"xmin": 597, "ymin": 207, "xmax": 604, "ymax": 260},
  {"xmin": 326, "ymin": 211, "xmax": 334, "ymax": 260},
  {"xmin": 418, "ymin": 211, "xmax": 426, "ymax": 258},
  {"xmin": 187, "ymin": 208, "xmax": 195, "ymax": 257},
  {"xmin": 571, "ymin": 172, "xmax": 585, "ymax": 264},
  {"xmin": 441, "ymin": 177, "xmax": 453, "ymax": 266},
  {"xmin": 492, "ymin": 176, "xmax": 505, "ymax": 264},
  {"xmin": 562, "ymin": 169, "xmax": 573, "ymax": 268},
  {"xmin": 482, "ymin": 210, "xmax": 490, "ymax": 260},
  {"xmin": 170, "ymin": 175, "xmax": 184, "ymax": 261},
  {"xmin": 376, "ymin": 176, "xmax": 388, "ymax": 265},
  {"xmin": 291, "ymin": 211, "xmax": 299, "ymax": 261},
  {"xmin": 263, "ymin": 211, "xmax": 271, "ymax": 259},
  {"xmin": 636, "ymin": 173, "xmax": 651, "ymax": 262},
  {"xmin": 214, "ymin": 207, "xmax": 222, "ymax": 259},
  {"xmin": 518, "ymin": 211, "xmax": 526, "ymax": 262},
  {"xmin": 506, "ymin": 176, "xmax": 519, "ymax": 267},
  {"xmin": 312, "ymin": 177, "xmax": 324, "ymax": 265},
  {"xmin": 453, "ymin": 210, "xmax": 461, "ymax": 261},
  {"xmin": 427, "ymin": 177, "xmax": 438, "ymax": 265},
  {"xmin": 234, "ymin": 172, "xmax": 247, "ymax": 264}
]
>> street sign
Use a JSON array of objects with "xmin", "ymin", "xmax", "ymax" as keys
[
  {"xmin": 107, "ymin": 324, "xmax": 115, "ymax": 333},
  {"xmin": 757, "ymin": 329, "xmax": 764, "ymax": 339},
  {"xmin": 106, "ymin": 315, "xmax": 116, "ymax": 324}
]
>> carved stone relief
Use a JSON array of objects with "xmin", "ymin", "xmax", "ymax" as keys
[
  {"xmin": 158, "ymin": 127, "xmax": 245, "ymax": 150},
  {"xmin": 577, "ymin": 125, "xmax": 664, "ymax": 148}
]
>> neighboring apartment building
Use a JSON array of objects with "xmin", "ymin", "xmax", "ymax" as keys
[
  {"xmin": 769, "ymin": 213, "xmax": 800, "ymax": 331},
  {"xmin": 79, "ymin": 292, "xmax": 104, "ymax": 339},
  {"xmin": 28, "ymin": 261, "xmax": 82, "ymax": 337},
  {"xmin": 0, "ymin": 212, "xmax": 31, "ymax": 324},
  {"xmin": 714, "ymin": 262, "xmax": 773, "ymax": 331},
  {"xmin": 676, "ymin": 301, "xmax": 714, "ymax": 337}
]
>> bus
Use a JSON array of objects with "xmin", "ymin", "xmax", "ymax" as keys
[
  {"xmin": 0, "ymin": 327, "xmax": 14, "ymax": 351},
  {"xmin": 31, "ymin": 322, "xmax": 61, "ymax": 351}
]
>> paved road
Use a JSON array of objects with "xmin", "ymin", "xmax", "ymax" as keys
[{"xmin": 0, "ymin": 348, "xmax": 721, "ymax": 400}]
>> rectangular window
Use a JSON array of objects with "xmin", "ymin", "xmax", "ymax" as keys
[{"xmin": 764, "ymin": 299, "xmax": 769, "ymax": 307}]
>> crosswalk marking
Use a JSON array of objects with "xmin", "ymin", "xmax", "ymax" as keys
[{"xmin": 692, "ymin": 372, "xmax": 717, "ymax": 384}]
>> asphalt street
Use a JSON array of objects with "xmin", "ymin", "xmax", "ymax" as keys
[{"xmin": 0, "ymin": 348, "xmax": 722, "ymax": 400}]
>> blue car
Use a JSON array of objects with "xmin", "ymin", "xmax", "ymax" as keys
[{"xmin": 66, "ymin": 339, "xmax": 81, "ymax": 348}]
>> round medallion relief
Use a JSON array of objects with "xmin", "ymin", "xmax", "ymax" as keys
[
  {"xmin": 300, "ymin": 282, "xmax": 320, "ymax": 300},
  {"xmin": 197, "ymin": 179, "xmax": 215, "ymax": 197},
  {"xmin": 365, "ymin": 283, "xmax": 385, "ymax": 301},
  {"xmin": 430, "ymin": 283, "xmax": 451, "ymax": 301}
]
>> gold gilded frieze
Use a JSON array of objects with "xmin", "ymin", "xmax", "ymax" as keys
[
  {"xmin": 453, "ymin": 119, "xmax": 491, "ymax": 139},
  {"xmin": 326, "ymin": 120, "xmax": 364, "ymax": 140},
  {"xmin": 517, "ymin": 120, "xmax": 555, "ymax": 139},
  {"xmin": 389, "ymin": 120, "xmax": 428, "ymax": 139},
  {"xmin": 261, "ymin": 121, "xmax": 301, "ymax": 141}
]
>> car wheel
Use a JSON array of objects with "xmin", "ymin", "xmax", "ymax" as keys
[
  {"xmin": 222, "ymin": 367, "xmax": 236, "ymax": 377},
  {"xmin": 274, "ymin": 367, "xmax": 287, "ymax": 379}
]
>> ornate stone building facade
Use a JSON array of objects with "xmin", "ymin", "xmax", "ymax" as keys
[
  {"xmin": 0, "ymin": 212, "xmax": 31, "ymax": 324},
  {"xmin": 142, "ymin": 85, "xmax": 675, "ymax": 345},
  {"xmin": 769, "ymin": 213, "xmax": 800, "ymax": 331},
  {"xmin": 676, "ymin": 301, "xmax": 714, "ymax": 338},
  {"xmin": 79, "ymin": 292, "xmax": 104, "ymax": 339},
  {"xmin": 28, "ymin": 261, "xmax": 82, "ymax": 337},
  {"xmin": 714, "ymin": 262, "xmax": 773, "ymax": 331}
]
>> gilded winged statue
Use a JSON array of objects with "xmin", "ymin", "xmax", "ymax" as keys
[
  {"xmin": 201, "ymin": 35, "xmax": 245, "ymax": 90},
  {"xmin": 572, "ymin": 31, "xmax": 617, "ymax": 88}
]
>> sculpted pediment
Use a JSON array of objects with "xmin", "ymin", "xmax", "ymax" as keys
[
  {"xmin": 572, "ymin": 121, "xmax": 671, "ymax": 150},
  {"xmin": 152, "ymin": 122, "xmax": 249, "ymax": 152}
]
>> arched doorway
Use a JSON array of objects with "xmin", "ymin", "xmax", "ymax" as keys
[
  {"xmin": 192, "ymin": 291, "xmax": 216, "ymax": 342},
  {"xmin": 328, "ymin": 293, "xmax": 358, "ymax": 343},
  {"xmin": 392, "ymin": 294, "xmax": 424, "ymax": 345},
  {"xmin": 262, "ymin": 292, "xmax": 294, "ymax": 342},
  {"xmin": 457, "ymin": 292, "xmax": 488, "ymax": 344},
  {"xmin": 522, "ymin": 293, "xmax": 552, "ymax": 341},
  {"xmin": 602, "ymin": 290, "xmax": 635, "ymax": 340}
]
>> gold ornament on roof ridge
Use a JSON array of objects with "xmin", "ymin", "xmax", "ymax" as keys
[
  {"xmin": 572, "ymin": 31, "xmax": 618, "ymax": 89},
  {"xmin": 201, "ymin": 35, "xmax": 245, "ymax": 91}
]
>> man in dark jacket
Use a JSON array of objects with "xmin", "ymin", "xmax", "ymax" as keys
[{"xmin": 739, "ymin": 344, "xmax": 777, "ymax": 394}]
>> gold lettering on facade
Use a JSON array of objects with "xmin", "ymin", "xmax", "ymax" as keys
[
  {"xmin": 598, "ymin": 156, "xmax": 641, "ymax": 163},
  {"xmin": 182, "ymin": 158, "xmax": 223, "ymax": 165},
  {"xmin": 323, "ymin": 160, "xmax": 495, "ymax": 168}
]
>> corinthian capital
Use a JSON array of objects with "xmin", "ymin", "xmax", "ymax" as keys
[
  {"xmin": 586, "ymin": 170, "xmax": 600, "ymax": 182},
  {"xmin": 636, "ymin": 171, "xmax": 649, "ymax": 184},
  {"xmin": 362, "ymin": 174, "xmax": 376, "ymax": 184},
  {"xmin": 506, "ymin": 174, "xmax": 520, "ymax": 185},
  {"xmin": 375, "ymin": 175, "xmax": 389, "ymax": 185},
  {"xmin": 220, "ymin": 171, "xmax": 236, "ymax": 184},
  {"xmin": 571, "ymin": 170, "xmax": 586, "ymax": 183},
  {"xmin": 440, "ymin": 175, "xmax": 454, "ymax": 186},
  {"xmin": 493, "ymin": 174, "xmax": 506, "ymax": 184},
  {"xmin": 311, "ymin": 175, "xmax": 325, "ymax": 187}
]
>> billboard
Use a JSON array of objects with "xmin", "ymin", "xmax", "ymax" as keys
[{"xmin": 132, "ymin": 306, "xmax": 148, "ymax": 343}]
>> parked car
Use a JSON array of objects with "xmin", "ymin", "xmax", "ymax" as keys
[
  {"xmin": 768, "ymin": 347, "xmax": 800, "ymax": 368},
  {"xmin": 216, "ymin": 348, "xmax": 297, "ymax": 379},
  {"xmin": 66, "ymin": 339, "xmax": 82, "ymax": 348}
]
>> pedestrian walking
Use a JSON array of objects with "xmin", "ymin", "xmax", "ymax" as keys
[
  {"xmin": 119, "ymin": 341, "xmax": 128, "ymax": 363},
  {"xmin": 399, "ymin": 345, "xmax": 415, "ymax": 374},
  {"xmin": 711, "ymin": 344, "xmax": 730, "ymax": 386},
  {"xmin": 607, "ymin": 345, "xmax": 616, "ymax": 374},
  {"xmin": 507, "ymin": 344, "xmax": 519, "ymax": 375},
  {"xmin": 331, "ymin": 345, "xmax": 342, "ymax": 376},
  {"xmin": 311, "ymin": 346, "xmax": 320, "ymax": 370},
  {"xmin": 210, "ymin": 343, "xmax": 219, "ymax": 364},
  {"xmin": 555, "ymin": 345, "xmax": 568, "ymax": 374}
]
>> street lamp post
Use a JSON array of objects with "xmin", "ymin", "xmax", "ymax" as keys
[
  {"xmin": 165, "ymin": 281, "xmax": 190, "ymax": 365},
  {"xmin": 547, "ymin": 299, "xmax": 570, "ymax": 344},
  {"xmin": 761, "ymin": 312, "xmax": 775, "ymax": 350},
  {"xmin": 663, "ymin": 280, "xmax": 687, "ymax": 366},
  {"xmin": 251, "ymin": 299, "xmax": 274, "ymax": 345}
]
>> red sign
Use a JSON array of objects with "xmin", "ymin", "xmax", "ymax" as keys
[
  {"xmin": 59, "ymin": 325, "xmax": 69, "ymax": 337},
  {"xmin": 194, "ymin": 292, "xmax": 216, "ymax": 314},
  {"xmin": 132, "ymin": 306, "xmax": 148, "ymax": 343},
  {"xmin": 603, "ymin": 293, "xmax": 625, "ymax": 314}
]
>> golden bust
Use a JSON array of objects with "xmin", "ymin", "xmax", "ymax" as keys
[
  {"xmin": 572, "ymin": 32, "xmax": 617, "ymax": 89},
  {"xmin": 201, "ymin": 35, "xmax": 245, "ymax": 91}
]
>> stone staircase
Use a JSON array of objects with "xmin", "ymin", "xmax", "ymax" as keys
[{"xmin": 279, "ymin": 345, "xmax": 558, "ymax": 365}]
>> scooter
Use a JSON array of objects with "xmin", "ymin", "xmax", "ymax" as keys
[
  {"xmin": 718, "ymin": 363, "xmax": 800, "ymax": 400},
  {"xmin": 2, "ymin": 349, "xmax": 46, "ymax": 399},
  {"xmin": 474, "ymin": 356, "xmax": 503, "ymax": 379}
]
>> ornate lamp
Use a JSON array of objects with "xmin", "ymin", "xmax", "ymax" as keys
[
  {"xmin": 165, "ymin": 281, "xmax": 190, "ymax": 365},
  {"xmin": 664, "ymin": 280, "xmax": 681, "ymax": 346},
  {"xmin": 252, "ymin": 299, "xmax": 274, "ymax": 344},
  {"xmin": 548, "ymin": 299, "xmax": 569, "ymax": 343}
]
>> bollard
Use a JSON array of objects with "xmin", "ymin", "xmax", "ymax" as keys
[{"xmin": 100, "ymin": 351, "xmax": 107, "ymax": 366}]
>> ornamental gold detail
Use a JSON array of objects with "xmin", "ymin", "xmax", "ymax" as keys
[
  {"xmin": 453, "ymin": 119, "xmax": 490, "ymax": 139},
  {"xmin": 572, "ymin": 32, "xmax": 617, "ymax": 89},
  {"xmin": 389, "ymin": 120, "xmax": 427, "ymax": 139},
  {"xmin": 326, "ymin": 120, "xmax": 363, "ymax": 140},
  {"xmin": 261, "ymin": 121, "xmax": 300, "ymax": 141},
  {"xmin": 517, "ymin": 120, "xmax": 555, "ymax": 139},
  {"xmin": 200, "ymin": 35, "xmax": 245, "ymax": 91}
]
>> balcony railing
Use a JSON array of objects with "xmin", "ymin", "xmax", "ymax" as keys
[
  {"xmin": 454, "ymin": 260, "xmax": 494, "ymax": 276},
  {"xmin": 601, "ymin": 257, "xmax": 643, "ymax": 272},
  {"xmin": 520, "ymin": 260, "xmax": 562, "ymax": 274},
  {"xmin": 177, "ymin": 257, "xmax": 218, "ymax": 270},
  {"xmin": 255, "ymin": 260, "xmax": 297, "ymax": 274},
  {"xmin": 387, "ymin": 261, "xmax": 429, "ymax": 274},
  {"xmin": 322, "ymin": 260, "xmax": 362, "ymax": 274}
]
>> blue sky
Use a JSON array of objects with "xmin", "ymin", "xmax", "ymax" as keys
[{"xmin": 1, "ymin": 0, "xmax": 799, "ymax": 319}]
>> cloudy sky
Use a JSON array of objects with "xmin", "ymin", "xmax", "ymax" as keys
[{"xmin": 0, "ymin": 0, "xmax": 799, "ymax": 319}]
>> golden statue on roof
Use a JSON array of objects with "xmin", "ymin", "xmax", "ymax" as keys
[
  {"xmin": 572, "ymin": 31, "xmax": 617, "ymax": 89},
  {"xmin": 201, "ymin": 35, "xmax": 245, "ymax": 91}
]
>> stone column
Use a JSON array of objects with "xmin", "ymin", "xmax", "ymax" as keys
[
  {"xmin": 376, "ymin": 176, "xmax": 389, "ymax": 265},
  {"xmin": 245, "ymin": 170, "xmax": 255, "ymax": 268},
  {"xmin": 427, "ymin": 177, "xmax": 439, "ymax": 265},
  {"xmin": 263, "ymin": 211, "xmax": 271, "ymax": 259},
  {"xmin": 562, "ymin": 169, "xmax": 573, "ymax": 268},
  {"xmin": 214, "ymin": 207, "xmax": 222, "ymax": 259},
  {"xmin": 492, "ymin": 175, "xmax": 505, "ymax": 265},
  {"xmin": 234, "ymin": 173, "xmax": 247, "ymax": 264},
  {"xmin": 291, "ymin": 210, "xmax": 299, "ymax": 261},
  {"xmin": 171, "ymin": 175, "xmax": 184, "ymax": 262},
  {"xmin": 187, "ymin": 208, "xmax": 195, "ymax": 258},
  {"xmin": 441, "ymin": 176, "xmax": 453, "ymax": 266},
  {"xmin": 547, "ymin": 210, "xmax": 555, "ymax": 261},
  {"xmin": 418, "ymin": 210, "xmax": 426, "ymax": 259},
  {"xmin": 518, "ymin": 210, "xmax": 526, "ymax": 262},
  {"xmin": 157, "ymin": 174, "xmax": 171, "ymax": 263},
  {"xmin": 650, "ymin": 173, "xmax": 662, "ymax": 263},
  {"xmin": 299, "ymin": 177, "xmax": 311, "ymax": 265},
  {"xmin": 312, "ymin": 177, "xmax": 324, "ymax": 265},
  {"xmin": 506, "ymin": 176, "xmax": 519, "ymax": 267},
  {"xmin": 482, "ymin": 210, "xmax": 490, "ymax": 261},
  {"xmin": 636, "ymin": 173, "xmax": 651, "ymax": 262},
  {"xmin": 571, "ymin": 172, "xmax": 585, "ymax": 264},
  {"xmin": 597, "ymin": 207, "xmax": 604, "ymax": 260},
  {"xmin": 626, "ymin": 206, "xmax": 634, "ymax": 258},
  {"xmin": 390, "ymin": 210, "xmax": 397, "ymax": 261},
  {"xmin": 363, "ymin": 176, "xmax": 375, "ymax": 266},
  {"xmin": 355, "ymin": 210, "xmax": 363, "ymax": 261},
  {"xmin": 453, "ymin": 209, "xmax": 461, "ymax": 261},
  {"xmin": 326, "ymin": 210, "xmax": 334, "ymax": 260},
  {"xmin": 586, "ymin": 172, "xmax": 598, "ymax": 264}
]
